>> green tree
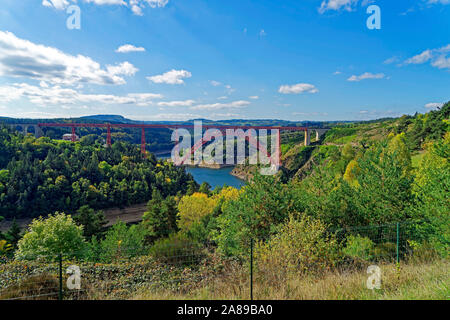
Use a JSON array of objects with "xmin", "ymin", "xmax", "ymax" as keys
[
  {"xmin": 142, "ymin": 190, "xmax": 178, "ymax": 243},
  {"xmin": 5, "ymin": 219, "xmax": 22, "ymax": 249},
  {"xmin": 216, "ymin": 174, "xmax": 298, "ymax": 257},
  {"xmin": 96, "ymin": 221, "xmax": 147, "ymax": 263},
  {"xmin": 198, "ymin": 182, "xmax": 211, "ymax": 196},
  {"xmin": 412, "ymin": 133, "xmax": 450, "ymax": 255},
  {"xmin": 73, "ymin": 205, "xmax": 107, "ymax": 239},
  {"xmin": 341, "ymin": 143, "xmax": 355, "ymax": 163},
  {"xmin": 15, "ymin": 213, "xmax": 86, "ymax": 260}
]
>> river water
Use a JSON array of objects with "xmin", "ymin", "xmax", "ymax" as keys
[{"xmin": 156, "ymin": 153, "xmax": 245, "ymax": 190}]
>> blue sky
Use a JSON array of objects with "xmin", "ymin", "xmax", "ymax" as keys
[{"xmin": 0, "ymin": 0, "xmax": 448, "ymax": 121}]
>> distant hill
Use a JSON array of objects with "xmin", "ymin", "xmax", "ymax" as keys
[{"xmin": 79, "ymin": 115, "xmax": 132, "ymax": 123}]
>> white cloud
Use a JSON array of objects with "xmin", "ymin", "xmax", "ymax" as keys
[
  {"xmin": 211, "ymin": 113, "xmax": 241, "ymax": 118},
  {"xmin": 403, "ymin": 44, "xmax": 450, "ymax": 70},
  {"xmin": 292, "ymin": 112, "xmax": 329, "ymax": 117},
  {"xmin": 133, "ymin": 113, "xmax": 201, "ymax": 121},
  {"xmin": 147, "ymin": 69, "xmax": 192, "ymax": 85},
  {"xmin": 431, "ymin": 55, "xmax": 450, "ymax": 69},
  {"xmin": 249, "ymin": 96, "xmax": 259, "ymax": 100},
  {"xmin": 347, "ymin": 72, "xmax": 385, "ymax": 82},
  {"xmin": 0, "ymin": 83, "xmax": 162, "ymax": 107},
  {"xmin": 405, "ymin": 50, "xmax": 433, "ymax": 65},
  {"xmin": 157, "ymin": 100, "xmax": 196, "ymax": 107},
  {"xmin": 42, "ymin": 0, "xmax": 70, "ymax": 10},
  {"xmin": 278, "ymin": 83, "xmax": 319, "ymax": 94},
  {"xmin": 425, "ymin": 102, "xmax": 444, "ymax": 109},
  {"xmin": 210, "ymin": 80, "xmax": 222, "ymax": 86},
  {"xmin": 115, "ymin": 44, "xmax": 146, "ymax": 53},
  {"xmin": 190, "ymin": 100, "xmax": 250, "ymax": 111},
  {"xmin": 333, "ymin": 71, "xmax": 342, "ymax": 75},
  {"xmin": 427, "ymin": 0, "xmax": 450, "ymax": 5},
  {"xmin": 106, "ymin": 62, "xmax": 138, "ymax": 76},
  {"xmin": 383, "ymin": 56, "xmax": 399, "ymax": 65},
  {"xmin": 0, "ymin": 31, "xmax": 137, "ymax": 86},
  {"xmin": 42, "ymin": 0, "xmax": 168, "ymax": 15},
  {"xmin": 319, "ymin": 0, "xmax": 359, "ymax": 14},
  {"xmin": 225, "ymin": 85, "xmax": 235, "ymax": 94}
]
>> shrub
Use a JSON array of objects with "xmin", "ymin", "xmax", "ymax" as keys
[
  {"xmin": 0, "ymin": 240, "xmax": 12, "ymax": 257},
  {"xmin": 15, "ymin": 213, "xmax": 86, "ymax": 261},
  {"xmin": 216, "ymin": 174, "xmax": 300, "ymax": 257},
  {"xmin": 149, "ymin": 234, "xmax": 204, "ymax": 266},
  {"xmin": 95, "ymin": 221, "xmax": 147, "ymax": 263},
  {"xmin": 256, "ymin": 215, "xmax": 338, "ymax": 281},
  {"xmin": 342, "ymin": 235, "xmax": 375, "ymax": 262},
  {"xmin": 177, "ymin": 193, "xmax": 217, "ymax": 233}
]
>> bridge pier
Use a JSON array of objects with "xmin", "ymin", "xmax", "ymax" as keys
[
  {"xmin": 315, "ymin": 129, "xmax": 328, "ymax": 141},
  {"xmin": 71, "ymin": 126, "xmax": 76, "ymax": 142},
  {"xmin": 35, "ymin": 126, "xmax": 44, "ymax": 138},
  {"xmin": 107, "ymin": 125, "xmax": 112, "ymax": 147},
  {"xmin": 8, "ymin": 124, "xmax": 44, "ymax": 138},
  {"xmin": 141, "ymin": 127, "xmax": 146, "ymax": 157},
  {"xmin": 304, "ymin": 129, "xmax": 311, "ymax": 146}
]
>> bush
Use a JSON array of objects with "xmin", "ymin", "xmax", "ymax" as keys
[
  {"xmin": 177, "ymin": 193, "xmax": 217, "ymax": 233},
  {"xmin": 15, "ymin": 213, "xmax": 86, "ymax": 261},
  {"xmin": 342, "ymin": 235, "xmax": 375, "ymax": 262},
  {"xmin": 216, "ymin": 174, "xmax": 300, "ymax": 257},
  {"xmin": 256, "ymin": 215, "xmax": 338, "ymax": 281},
  {"xmin": 149, "ymin": 234, "xmax": 204, "ymax": 266},
  {"xmin": 93, "ymin": 221, "xmax": 147, "ymax": 263}
]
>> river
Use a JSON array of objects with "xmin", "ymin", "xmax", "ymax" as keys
[{"xmin": 156, "ymin": 153, "xmax": 245, "ymax": 190}]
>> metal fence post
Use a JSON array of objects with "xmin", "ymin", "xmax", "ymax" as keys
[
  {"xmin": 250, "ymin": 238, "xmax": 253, "ymax": 301},
  {"xmin": 396, "ymin": 222, "xmax": 400, "ymax": 264},
  {"xmin": 58, "ymin": 253, "xmax": 63, "ymax": 301}
]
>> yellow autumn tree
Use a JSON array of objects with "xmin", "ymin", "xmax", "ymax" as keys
[
  {"xmin": 177, "ymin": 193, "xmax": 217, "ymax": 232},
  {"xmin": 343, "ymin": 159, "xmax": 360, "ymax": 187},
  {"xmin": 213, "ymin": 186, "xmax": 241, "ymax": 212},
  {"xmin": 387, "ymin": 133, "xmax": 411, "ymax": 171}
]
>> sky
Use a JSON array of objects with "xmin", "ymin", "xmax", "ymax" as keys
[{"xmin": 0, "ymin": 0, "xmax": 449, "ymax": 121}]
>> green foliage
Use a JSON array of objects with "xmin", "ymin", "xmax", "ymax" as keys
[
  {"xmin": 411, "ymin": 133, "xmax": 450, "ymax": 256},
  {"xmin": 342, "ymin": 235, "xmax": 375, "ymax": 262},
  {"xmin": 256, "ymin": 215, "xmax": 338, "ymax": 276},
  {"xmin": 323, "ymin": 127, "xmax": 357, "ymax": 144},
  {"xmin": 0, "ymin": 129, "xmax": 195, "ymax": 219},
  {"xmin": 73, "ymin": 205, "xmax": 107, "ymax": 239},
  {"xmin": 142, "ymin": 190, "xmax": 178, "ymax": 243},
  {"xmin": 295, "ymin": 140, "xmax": 415, "ymax": 228},
  {"xmin": 0, "ymin": 240, "xmax": 13, "ymax": 256},
  {"xmin": 216, "ymin": 174, "xmax": 299, "ymax": 257},
  {"xmin": 5, "ymin": 219, "xmax": 22, "ymax": 249},
  {"xmin": 15, "ymin": 213, "xmax": 86, "ymax": 260},
  {"xmin": 149, "ymin": 234, "xmax": 203, "ymax": 266},
  {"xmin": 402, "ymin": 102, "xmax": 449, "ymax": 150},
  {"xmin": 341, "ymin": 143, "xmax": 355, "ymax": 160},
  {"xmin": 92, "ymin": 221, "xmax": 147, "ymax": 263}
]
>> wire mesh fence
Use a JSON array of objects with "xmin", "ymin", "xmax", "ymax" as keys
[
  {"xmin": 0, "ymin": 242, "xmax": 216, "ymax": 300},
  {"xmin": 0, "ymin": 220, "xmax": 446, "ymax": 300},
  {"xmin": 250, "ymin": 220, "xmax": 446, "ymax": 299}
]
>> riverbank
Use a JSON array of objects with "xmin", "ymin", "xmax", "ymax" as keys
[{"xmin": 156, "ymin": 154, "xmax": 245, "ymax": 189}]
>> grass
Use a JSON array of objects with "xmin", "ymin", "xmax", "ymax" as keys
[{"xmin": 132, "ymin": 259, "xmax": 449, "ymax": 300}]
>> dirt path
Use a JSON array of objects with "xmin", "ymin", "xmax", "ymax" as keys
[{"xmin": 0, "ymin": 203, "xmax": 148, "ymax": 232}]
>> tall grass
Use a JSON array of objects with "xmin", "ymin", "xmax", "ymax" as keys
[{"xmin": 132, "ymin": 259, "xmax": 449, "ymax": 300}]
